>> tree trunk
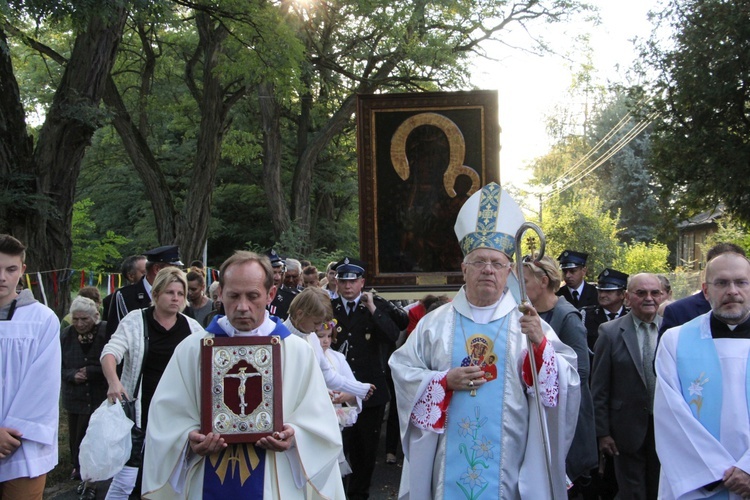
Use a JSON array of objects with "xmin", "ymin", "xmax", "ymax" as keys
[
  {"xmin": 259, "ymin": 82, "xmax": 291, "ymax": 241},
  {"xmin": 103, "ymin": 76, "xmax": 178, "ymax": 246},
  {"xmin": 4, "ymin": 8, "xmax": 128, "ymax": 316},
  {"xmin": 175, "ymin": 13, "xmax": 238, "ymax": 264}
]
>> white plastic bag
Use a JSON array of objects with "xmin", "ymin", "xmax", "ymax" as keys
[{"xmin": 79, "ymin": 400, "xmax": 134, "ymax": 481}]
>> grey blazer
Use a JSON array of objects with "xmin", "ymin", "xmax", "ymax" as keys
[{"xmin": 591, "ymin": 312, "xmax": 653, "ymax": 454}]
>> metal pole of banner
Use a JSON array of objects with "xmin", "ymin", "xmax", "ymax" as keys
[{"xmin": 514, "ymin": 222, "xmax": 555, "ymax": 498}]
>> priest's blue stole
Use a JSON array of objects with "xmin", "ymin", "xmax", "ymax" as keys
[
  {"xmin": 676, "ymin": 316, "xmax": 750, "ymax": 499},
  {"xmin": 201, "ymin": 315, "xmax": 291, "ymax": 497},
  {"xmin": 445, "ymin": 312, "xmax": 508, "ymax": 499}
]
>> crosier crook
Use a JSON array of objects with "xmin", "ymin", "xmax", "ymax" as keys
[{"xmin": 514, "ymin": 221, "xmax": 555, "ymax": 498}]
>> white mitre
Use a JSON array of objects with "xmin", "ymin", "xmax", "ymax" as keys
[{"xmin": 453, "ymin": 182, "xmax": 525, "ymax": 258}]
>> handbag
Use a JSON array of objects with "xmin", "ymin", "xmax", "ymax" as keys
[{"xmin": 122, "ymin": 309, "xmax": 150, "ymax": 468}]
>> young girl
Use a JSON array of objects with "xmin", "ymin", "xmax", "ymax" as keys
[{"xmin": 316, "ymin": 320, "xmax": 361, "ymax": 475}]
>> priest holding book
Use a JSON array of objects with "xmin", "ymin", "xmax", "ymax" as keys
[{"xmin": 142, "ymin": 251, "xmax": 344, "ymax": 499}]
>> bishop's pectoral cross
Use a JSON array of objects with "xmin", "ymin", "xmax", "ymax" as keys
[{"xmin": 225, "ymin": 367, "xmax": 261, "ymax": 416}]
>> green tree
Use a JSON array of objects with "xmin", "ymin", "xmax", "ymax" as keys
[
  {"xmin": 639, "ymin": 0, "xmax": 750, "ymax": 223},
  {"xmin": 540, "ymin": 194, "xmax": 622, "ymax": 279},
  {"xmin": 71, "ymin": 199, "xmax": 129, "ymax": 272},
  {"xmin": 703, "ymin": 218, "xmax": 750, "ymax": 256},
  {"xmin": 1, "ymin": 1, "xmax": 129, "ymax": 314},
  {"xmin": 613, "ymin": 241, "xmax": 670, "ymax": 275}
]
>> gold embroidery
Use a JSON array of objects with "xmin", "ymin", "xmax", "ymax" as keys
[{"xmin": 209, "ymin": 444, "xmax": 260, "ymax": 485}]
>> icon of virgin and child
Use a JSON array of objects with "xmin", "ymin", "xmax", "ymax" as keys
[{"xmin": 460, "ymin": 335, "xmax": 498, "ymax": 381}]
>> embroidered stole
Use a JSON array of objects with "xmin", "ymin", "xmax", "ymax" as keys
[
  {"xmin": 676, "ymin": 315, "xmax": 750, "ymax": 499},
  {"xmin": 445, "ymin": 312, "xmax": 508, "ymax": 499}
]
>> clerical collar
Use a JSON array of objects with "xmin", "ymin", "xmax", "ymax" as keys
[
  {"xmin": 710, "ymin": 313, "xmax": 750, "ymax": 339},
  {"xmin": 468, "ymin": 292, "xmax": 504, "ymax": 324},
  {"xmin": 218, "ymin": 311, "xmax": 275, "ymax": 337}
]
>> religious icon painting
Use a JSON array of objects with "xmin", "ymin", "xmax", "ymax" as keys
[
  {"xmin": 460, "ymin": 334, "xmax": 499, "ymax": 382},
  {"xmin": 200, "ymin": 336, "xmax": 283, "ymax": 443}
]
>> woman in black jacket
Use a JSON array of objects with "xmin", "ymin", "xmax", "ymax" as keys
[{"xmin": 60, "ymin": 296, "xmax": 109, "ymax": 488}]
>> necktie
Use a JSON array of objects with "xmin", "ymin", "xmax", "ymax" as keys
[
  {"xmin": 347, "ymin": 301, "xmax": 356, "ymax": 317},
  {"xmin": 571, "ymin": 290, "xmax": 580, "ymax": 305},
  {"xmin": 642, "ymin": 322, "xmax": 657, "ymax": 412},
  {"xmin": 607, "ymin": 312, "xmax": 617, "ymax": 321}
]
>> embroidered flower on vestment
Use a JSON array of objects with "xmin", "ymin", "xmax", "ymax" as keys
[
  {"xmin": 471, "ymin": 436, "xmax": 494, "ymax": 460},
  {"xmin": 688, "ymin": 381, "xmax": 703, "ymax": 397},
  {"xmin": 458, "ymin": 417, "xmax": 476, "ymax": 438},
  {"xmin": 688, "ymin": 372, "xmax": 709, "ymax": 418},
  {"xmin": 460, "ymin": 466, "xmax": 487, "ymax": 489}
]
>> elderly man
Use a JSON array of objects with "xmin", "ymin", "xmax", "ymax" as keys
[
  {"xmin": 592, "ymin": 273, "xmax": 667, "ymax": 499},
  {"xmin": 389, "ymin": 183, "xmax": 580, "ymax": 499},
  {"xmin": 655, "ymin": 251, "xmax": 750, "ymax": 499},
  {"xmin": 284, "ymin": 258, "xmax": 303, "ymax": 294},
  {"xmin": 142, "ymin": 251, "xmax": 344, "ymax": 499}
]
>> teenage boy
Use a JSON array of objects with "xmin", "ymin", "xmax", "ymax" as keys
[{"xmin": 0, "ymin": 234, "xmax": 61, "ymax": 499}]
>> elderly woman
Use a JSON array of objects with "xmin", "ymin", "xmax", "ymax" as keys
[
  {"xmin": 283, "ymin": 287, "xmax": 373, "ymax": 405},
  {"xmin": 101, "ymin": 267, "xmax": 205, "ymax": 499},
  {"xmin": 60, "ymin": 296, "xmax": 108, "ymax": 485},
  {"xmin": 521, "ymin": 254, "xmax": 598, "ymax": 492}
]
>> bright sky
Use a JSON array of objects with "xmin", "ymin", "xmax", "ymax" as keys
[{"xmin": 470, "ymin": 0, "xmax": 656, "ymax": 192}]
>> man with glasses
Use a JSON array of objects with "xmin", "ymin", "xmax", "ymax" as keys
[
  {"xmin": 592, "ymin": 273, "xmax": 667, "ymax": 499},
  {"xmin": 557, "ymin": 250, "xmax": 598, "ymax": 309},
  {"xmin": 655, "ymin": 251, "xmax": 750, "ymax": 498},
  {"xmin": 390, "ymin": 183, "xmax": 580, "ymax": 499},
  {"xmin": 659, "ymin": 243, "xmax": 746, "ymax": 337}
]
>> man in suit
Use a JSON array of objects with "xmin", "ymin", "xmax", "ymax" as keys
[
  {"xmin": 331, "ymin": 257, "xmax": 408, "ymax": 500},
  {"xmin": 105, "ymin": 245, "xmax": 182, "ymax": 337},
  {"xmin": 582, "ymin": 268, "xmax": 630, "ymax": 351},
  {"xmin": 592, "ymin": 273, "xmax": 667, "ymax": 499},
  {"xmin": 557, "ymin": 250, "xmax": 598, "ymax": 309},
  {"xmin": 659, "ymin": 242, "xmax": 747, "ymax": 336}
]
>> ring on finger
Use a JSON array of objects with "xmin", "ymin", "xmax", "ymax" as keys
[{"xmin": 468, "ymin": 380, "xmax": 474, "ymax": 388}]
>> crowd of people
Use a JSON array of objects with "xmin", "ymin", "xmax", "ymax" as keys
[{"xmin": 2, "ymin": 181, "xmax": 750, "ymax": 499}]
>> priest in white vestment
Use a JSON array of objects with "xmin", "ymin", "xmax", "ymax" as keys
[
  {"xmin": 389, "ymin": 183, "xmax": 580, "ymax": 499},
  {"xmin": 655, "ymin": 251, "xmax": 750, "ymax": 499},
  {"xmin": 142, "ymin": 251, "xmax": 345, "ymax": 499}
]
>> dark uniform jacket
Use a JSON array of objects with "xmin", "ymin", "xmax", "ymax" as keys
[
  {"xmin": 582, "ymin": 305, "xmax": 629, "ymax": 352},
  {"xmin": 331, "ymin": 296, "xmax": 408, "ymax": 408},
  {"xmin": 60, "ymin": 322, "xmax": 109, "ymax": 414},
  {"xmin": 267, "ymin": 286, "xmax": 296, "ymax": 320},
  {"xmin": 556, "ymin": 281, "xmax": 598, "ymax": 309},
  {"xmin": 106, "ymin": 277, "xmax": 151, "ymax": 337}
]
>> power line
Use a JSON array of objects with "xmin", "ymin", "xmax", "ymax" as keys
[
  {"xmin": 546, "ymin": 110, "xmax": 635, "ymax": 188},
  {"xmin": 543, "ymin": 112, "xmax": 657, "ymax": 201}
]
